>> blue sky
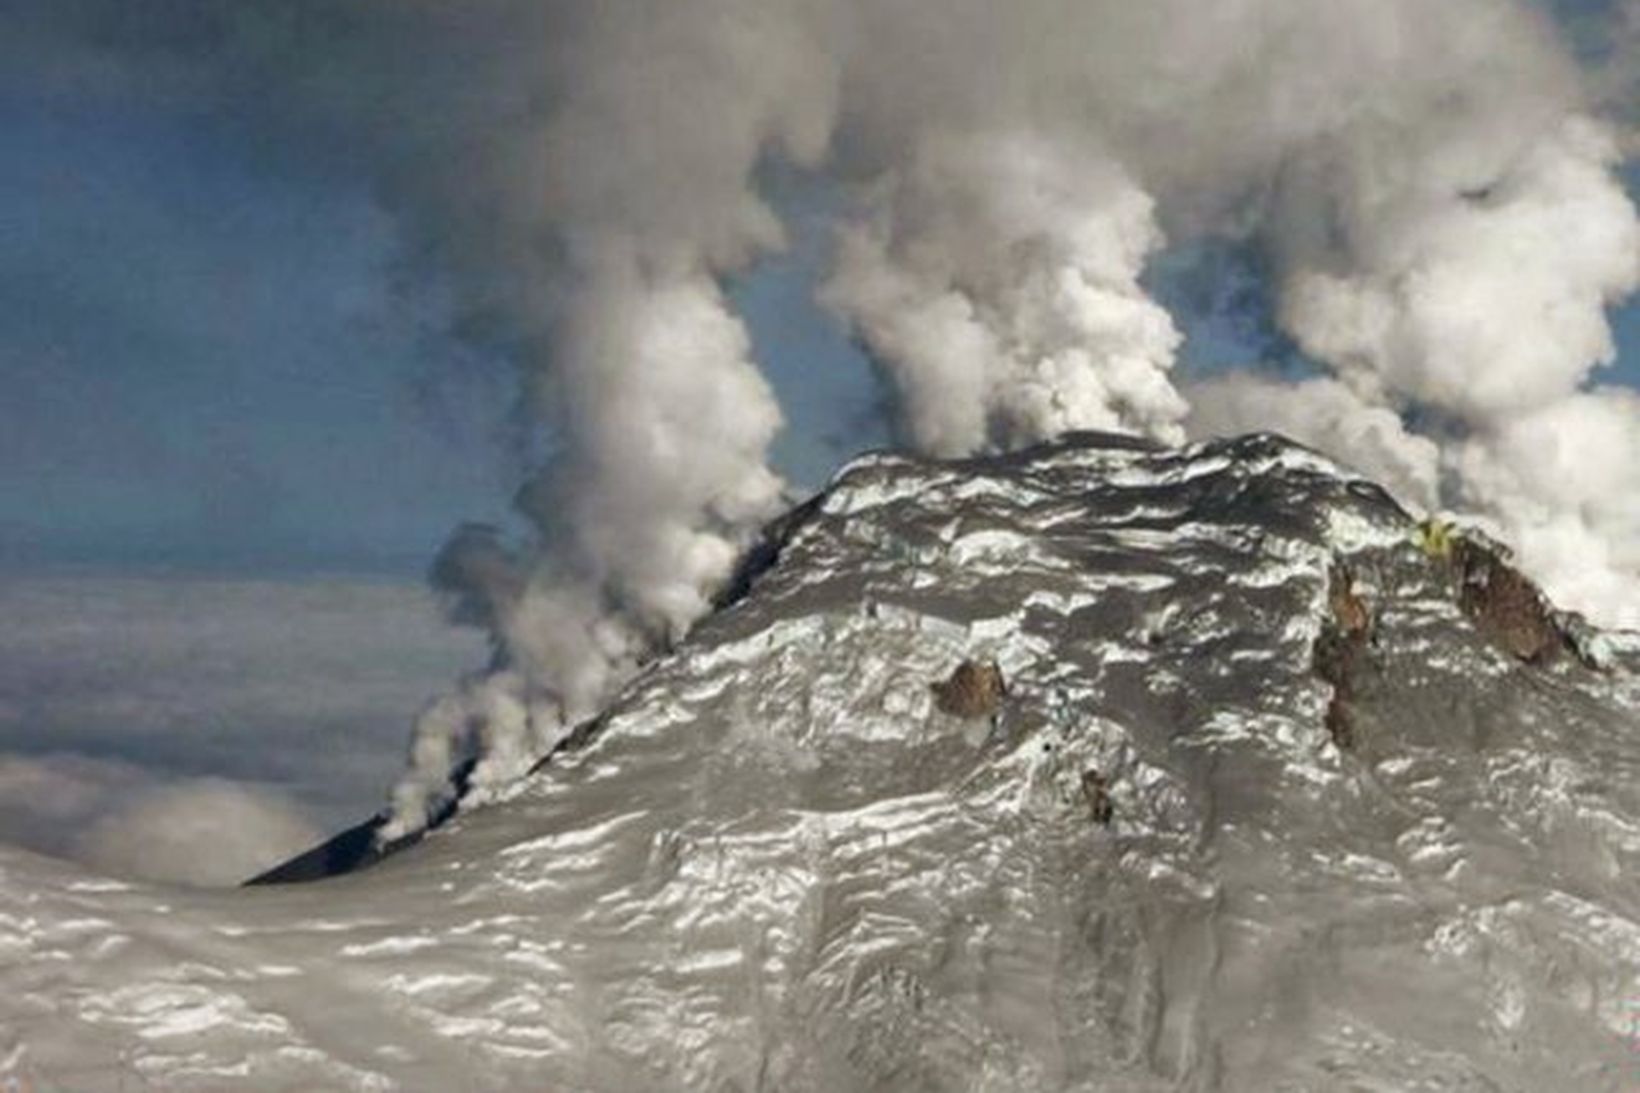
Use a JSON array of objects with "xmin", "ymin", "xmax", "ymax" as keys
[
  {"xmin": 1, "ymin": 85, "xmax": 1637, "ymax": 577},
  {"xmin": 0, "ymin": 95, "xmax": 516, "ymax": 574}
]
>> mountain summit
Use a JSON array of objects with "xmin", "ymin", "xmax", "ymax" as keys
[{"xmin": 6, "ymin": 432, "xmax": 1640, "ymax": 1090}]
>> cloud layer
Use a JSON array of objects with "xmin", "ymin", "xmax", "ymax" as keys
[
  {"xmin": 0, "ymin": 755, "xmax": 323, "ymax": 886},
  {"xmin": 78, "ymin": 777, "xmax": 322, "ymax": 887},
  {"xmin": 0, "ymin": 574, "xmax": 484, "ymax": 877}
]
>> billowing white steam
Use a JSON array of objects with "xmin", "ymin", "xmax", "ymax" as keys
[
  {"xmin": 822, "ymin": 131, "xmax": 1186, "ymax": 454},
  {"xmin": 383, "ymin": 0, "xmax": 1637, "ymax": 831},
  {"xmin": 1277, "ymin": 120, "xmax": 1637, "ymax": 422},
  {"xmin": 25, "ymin": 0, "xmax": 1635, "ymax": 831},
  {"xmin": 1449, "ymin": 387, "xmax": 1640, "ymax": 622},
  {"xmin": 1186, "ymin": 374, "xmax": 1443, "ymax": 512},
  {"xmin": 379, "ymin": 1, "xmax": 839, "ymax": 838},
  {"xmin": 1261, "ymin": 104, "xmax": 1640, "ymax": 623}
]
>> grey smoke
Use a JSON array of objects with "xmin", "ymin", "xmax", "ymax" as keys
[{"xmin": 10, "ymin": 0, "xmax": 1637, "ymax": 833}]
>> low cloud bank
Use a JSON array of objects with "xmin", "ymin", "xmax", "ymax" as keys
[
  {"xmin": 0, "ymin": 755, "xmax": 319, "ymax": 886},
  {"xmin": 78, "ymin": 777, "xmax": 322, "ymax": 886},
  {"xmin": 0, "ymin": 574, "xmax": 484, "ymax": 880}
]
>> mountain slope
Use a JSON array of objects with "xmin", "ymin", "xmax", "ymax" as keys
[{"xmin": 4, "ymin": 432, "xmax": 1640, "ymax": 1091}]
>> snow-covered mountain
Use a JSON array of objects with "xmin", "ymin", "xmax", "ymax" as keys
[{"xmin": 5, "ymin": 432, "xmax": 1640, "ymax": 1091}]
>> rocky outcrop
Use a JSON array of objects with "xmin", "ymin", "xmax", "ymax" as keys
[
  {"xmin": 1449, "ymin": 536, "xmax": 1567, "ymax": 663},
  {"xmin": 931, "ymin": 659, "xmax": 1007, "ymax": 719},
  {"xmin": 1313, "ymin": 562, "xmax": 1373, "ymax": 749},
  {"xmin": 1079, "ymin": 767, "xmax": 1114, "ymax": 826}
]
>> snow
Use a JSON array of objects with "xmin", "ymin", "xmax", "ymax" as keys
[{"xmin": 3, "ymin": 432, "xmax": 1640, "ymax": 1090}]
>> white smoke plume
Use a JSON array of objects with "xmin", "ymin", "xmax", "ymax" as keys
[
  {"xmin": 1260, "ymin": 94, "xmax": 1640, "ymax": 621},
  {"xmin": 12, "ymin": 0, "xmax": 1639, "ymax": 831},
  {"xmin": 1272, "ymin": 117, "xmax": 1638, "ymax": 418},
  {"xmin": 1449, "ymin": 387, "xmax": 1640, "ymax": 621},
  {"xmin": 1186, "ymin": 374, "xmax": 1443, "ymax": 512},
  {"xmin": 375, "ymin": 1, "xmax": 841, "ymax": 838},
  {"xmin": 815, "ymin": 0, "xmax": 1639, "ymax": 623},
  {"xmin": 822, "ymin": 131, "xmax": 1186, "ymax": 454}
]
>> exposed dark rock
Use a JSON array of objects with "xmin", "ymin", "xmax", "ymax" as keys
[
  {"xmin": 931, "ymin": 660, "xmax": 1008, "ymax": 719},
  {"xmin": 1313, "ymin": 562, "xmax": 1372, "ymax": 750},
  {"xmin": 713, "ymin": 491, "xmax": 827, "ymax": 611},
  {"xmin": 1449, "ymin": 537, "xmax": 1566, "ymax": 664},
  {"xmin": 1080, "ymin": 768, "xmax": 1113, "ymax": 826},
  {"xmin": 246, "ymin": 757, "xmax": 478, "ymax": 885}
]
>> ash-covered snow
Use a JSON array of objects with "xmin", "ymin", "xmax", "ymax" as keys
[{"xmin": 4, "ymin": 432, "xmax": 1640, "ymax": 1091}]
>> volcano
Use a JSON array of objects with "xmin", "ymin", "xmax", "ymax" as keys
[{"xmin": 5, "ymin": 432, "xmax": 1640, "ymax": 1091}]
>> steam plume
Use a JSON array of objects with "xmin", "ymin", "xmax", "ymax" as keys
[
  {"xmin": 822, "ymin": 132, "xmax": 1186, "ymax": 453},
  {"xmin": 377, "ymin": 1, "xmax": 841, "ymax": 837},
  {"xmin": 815, "ymin": 0, "xmax": 1639, "ymax": 624},
  {"xmin": 13, "ymin": 0, "xmax": 1638, "ymax": 830}
]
